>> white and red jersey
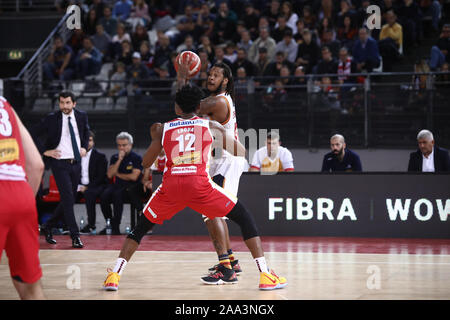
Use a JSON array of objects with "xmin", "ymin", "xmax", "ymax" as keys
[
  {"xmin": 0, "ymin": 96, "xmax": 27, "ymax": 182},
  {"xmin": 161, "ymin": 116, "xmax": 213, "ymax": 177}
]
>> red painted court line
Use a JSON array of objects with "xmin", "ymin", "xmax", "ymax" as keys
[{"xmin": 39, "ymin": 235, "xmax": 450, "ymax": 255}]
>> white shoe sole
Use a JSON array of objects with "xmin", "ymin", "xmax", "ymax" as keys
[
  {"xmin": 103, "ymin": 285, "xmax": 118, "ymax": 291},
  {"xmin": 201, "ymin": 278, "xmax": 238, "ymax": 285}
]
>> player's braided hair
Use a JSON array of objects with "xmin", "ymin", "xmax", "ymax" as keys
[
  {"xmin": 175, "ymin": 84, "xmax": 202, "ymax": 113},
  {"xmin": 212, "ymin": 62, "xmax": 235, "ymax": 104}
]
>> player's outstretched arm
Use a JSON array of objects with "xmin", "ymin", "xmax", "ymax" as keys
[
  {"xmin": 209, "ymin": 120, "xmax": 245, "ymax": 157},
  {"xmin": 142, "ymin": 123, "xmax": 164, "ymax": 168},
  {"xmin": 13, "ymin": 109, "xmax": 45, "ymax": 195}
]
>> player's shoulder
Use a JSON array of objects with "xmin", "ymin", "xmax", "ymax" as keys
[{"xmin": 255, "ymin": 146, "xmax": 268, "ymax": 156}]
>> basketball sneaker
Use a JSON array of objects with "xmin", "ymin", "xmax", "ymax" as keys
[
  {"xmin": 208, "ymin": 260, "xmax": 242, "ymax": 275},
  {"xmin": 259, "ymin": 272, "xmax": 282, "ymax": 290},
  {"xmin": 201, "ymin": 264, "xmax": 238, "ymax": 285},
  {"xmin": 103, "ymin": 269, "xmax": 120, "ymax": 291},
  {"xmin": 270, "ymin": 269, "xmax": 287, "ymax": 288}
]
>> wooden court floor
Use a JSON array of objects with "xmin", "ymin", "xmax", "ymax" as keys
[{"xmin": 1, "ymin": 236, "xmax": 449, "ymax": 300}]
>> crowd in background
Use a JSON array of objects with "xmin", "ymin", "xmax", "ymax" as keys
[{"xmin": 44, "ymin": 0, "xmax": 448, "ymax": 99}]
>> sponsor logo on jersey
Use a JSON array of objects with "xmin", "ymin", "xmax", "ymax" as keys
[{"xmin": 0, "ymin": 138, "xmax": 19, "ymax": 163}]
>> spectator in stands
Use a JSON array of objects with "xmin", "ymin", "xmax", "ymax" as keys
[
  {"xmin": 212, "ymin": 45, "xmax": 233, "ymax": 67},
  {"xmin": 198, "ymin": 35, "xmax": 215, "ymax": 62},
  {"xmin": 112, "ymin": 0, "xmax": 133, "ymax": 21},
  {"xmin": 352, "ymin": 28, "xmax": 381, "ymax": 72},
  {"xmin": 237, "ymin": 29, "xmax": 253, "ymax": 53},
  {"xmin": 67, "ymin": 28, "xmax": 85, "ymax": 56},
  {"xmin": 76, "ymin": 37, "xmax": 102, "ymax": 79},
  {"xmin": 196, "ymin": 2, "xmax": 216, "ymax": 38},
  {"xmin": 321, "ymin": 28, "xmax": 341, "ymax": 59},
  {"xmin": 296, "ymin": 29, "xmax": 320, "ymax": 74},
  {"xmin": 176, "ymin": 34, "xmax": 197, "ymax": 53},
  {"xmin": 109, "ymin": 62, "xmax": 127, "ymax": 96},
  {"xmin": 224, "ymin": 42, "xmax": 238, "ymax": 64},
  {"xmin": 100, "ymin": 5, "xmax": 118, "ymax": 36},
  {"xmin": 418, "ymin": 0, "xmax": 442, "ymax": 33},
  {"xmin": 396, "ymin": 0, "xmax": 422, "ymax": 51},
  {"xmin": 212, "ymin": 1, "xmax": 237, "ymax": 44},
  {"xmin": 379, "ymin": 10, "xmax": 403, "ymax": 71},
  {"xmin": 337, "ymin": 47, "xmax": 357, "ymax": 84},
  {"xmin": 313, "ymin": 76, "xmax": 344, "ymax": 112},
  {"xmin": 264, "ymin": 0, "xmax": 281, "ymax": 30},
  {"xmin": 337, "ymin": 0, "xmax": 356, "ymax": 28},
  {"xmin": 85, "ymin": 8, "xmax": 99, "ymax": 36},
  {"xmin": 129, "ymin": 0, "xmax": 151, "ymax": 28},
  {"xmin": 279, "ymin": 1, "xmax": 299, "ymax": 32},
  {"xmin": 317, "ymin": 17, "xmax": 335, "ymax": 43},
  {"xmin": 302, "ymin": 5, "xmax": 317, "ymax": 30},
  {"xmin": 250, "ymin": 131, "xmax": 294, "ymax": 173},
  {"xmin": 91, "ymin": 24, "xmax": 112, "ymax": 58},
  {"xmin": 112, "ymin": 23, "xmax": 131, "ymax": 45},
  {"xmin": 100, "ymin": 132, "xmax": 143, "ymax": 234},
  {"xmin": 255, "ymin": 47, "xmax": 271, "ymax": 77},
  {"xmin": 235, "ymin": 67, "xmax": 250, "ymax": 100},
  {"xmin": 265, "ymin": 51, "xmax": 295, "ymax": 78},
  {"xmin": 131, "ymin": 24, "xmax": 150, "ymax": 51},
  {"xmin": 139, "ymin": 41, "xmax": 153, "ymax": 68},
  {"xmin": 356, "ymin": 0, "xmax": 371, "ymax": 30},
  {"xmin": 117, "ymin": 40, "xmax": 133, "ymax": 66},
  {"xmin": 408, "ymin": 129, "xmax": 450, "ymax": 172},
  {"xmin": 127, "ymin": 52, "xmax": 150, "ymax": 94},
  {"xmin": 77, "ymin": 130, "xmax": 108, "ymax": 235},
  {"xmin": 153, "ymin": 34, "xmax": 174, "ymax": 77},
  {"xmin": 248, "ymin": 26, "xmax": 277, "ymax": 64},
  {"xmin": 316, "ymin": 46, "xmax": 338, "ymax": 75},
  {"xmin": 232, "ymin": 47, "xmax": 257, "ymax": 77},
  {"xmin": 275, "ymin": 29, "xmax": 298, "ymax": 64},
  {"xmin": 91, "ymin": 0, "xmax": 106, "ymax": 20},
  {"xmin": 290, "ymin": 66, "xmax": 308, "ymax": 95},
  {"xmin": 429, "ymin": 24, "xmax": 450, "ymax": 71},
  {"xmin": 318, "ymin": 0, "xmax": 337, "ymax": 22},
  {"xmin": 321, "ymin": 134, "xmax": 362, "ymax": 172},
  {"xmin": 198, "ymin": 48, "xmax": 212, "ymax": 75},
  {"xmin": 242, "ymin": 3, "xmax": 260, "ymax": 39},
  {"xmin": 272, "ymin": 15, "xmax": 293, "ymax": 43},
  {"xmin": 43, "ymin": 35, "xmax": 76, "ymax": 81},
  {"xmin": 337, "ymin": 14, "xmax": 358, "ymax": 50}
]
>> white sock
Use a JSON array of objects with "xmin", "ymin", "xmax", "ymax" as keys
[
  {"xmin": 113, "ymin": 258, "xmax": 127, "ymax": 276},
  {"xmin": 254, "ymin": 257, "xmax": 269, "ymax": 273}
]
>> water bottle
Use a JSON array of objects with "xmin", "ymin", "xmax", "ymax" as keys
[
  {"xmin": 125, "ymin": 226, "xmax": 131, "ymax": 235},
  {"xmin": 106, "ymin": 218, "xmax": 112, "ymax": 235}
]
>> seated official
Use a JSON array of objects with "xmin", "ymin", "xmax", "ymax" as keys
[
  {"xmin": 126, "ymin": 167, "xmax": 152, "ymax": 224},
  {"xmin": 321, "ymin": 134, "xmax": 362, "ymax": 172},
  {"xmin": 407, "ymin": 129, "xmax": 450, "ymax": 172},
  {"xmin": 77, "ymin": 131, "xmax": 108, "ymax": 234},
  {"xmin": 250, "ymin": 132, "xmax": 294, "ymax": 173},
  {"xmin": 100, "ymin": 132, "xmax": 142, "ymax": 234}
]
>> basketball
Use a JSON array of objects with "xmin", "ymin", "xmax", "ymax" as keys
[{"xmin": 174, "ymin": 50, "xmax": 201, "ymax": 78}]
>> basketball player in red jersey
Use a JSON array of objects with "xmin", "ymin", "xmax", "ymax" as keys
[
  {"xmin": 177, "ymin": 60, "xmax": 247, "ymax": 278},
  {"xmin": 103, "ymin": 85, "xmax": 287, "ymax": 290},
  {"xmin": 0, "ymin": 96, "xmax": 46, "ymax": 299}
]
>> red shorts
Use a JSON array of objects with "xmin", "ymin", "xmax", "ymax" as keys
[
  {"xmin": 0, "ymin": 180, "xmax": 42, "ymax": 283},
  {"xmin": 143, "ymin": 175, "xmax": 237, "ymax": 224}
]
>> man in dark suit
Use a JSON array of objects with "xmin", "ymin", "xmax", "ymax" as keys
[
  {"xmin": 31, "ymin": 91, "xmax": 90, "ymax": 248},
  {"xmin": 408, "ymin": 129, "xmax": 450, "ymax": 172},
  {"xmin": 352, "ymin": 27, "xmax": 381, "ymax": 72},
  {"xmin": 77, "ymin": 130, "xmax": 108, "ymax": 234}
]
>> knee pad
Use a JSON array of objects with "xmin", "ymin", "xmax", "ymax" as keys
[
  {"xmin": 126, "ymin": 216, "xmax": 155, "ymax": 244},
  {"xmin": 226, "ymin": 200, "xmax": 259, "ymax": 240}
]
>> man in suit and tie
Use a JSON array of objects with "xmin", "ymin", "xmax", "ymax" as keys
[
  {"xmin": 408, "ymin": 129, "xmax": 450, "ymax": 172},
  {"xmin": 77, "ymin": 130, "xmax": 108, "ymax": 234},
  {"xmin": 31, "ymin": 91, "xmax": 90, "ymax": 248}
]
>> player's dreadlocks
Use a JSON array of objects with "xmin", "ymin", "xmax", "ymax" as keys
[
  {"xmin": 175, "ymin": 84, "xmax": 203, "ymax": 114},
  {"xmin": 212, "ymin": 62, "xmax": 235, "ymax": 104}
]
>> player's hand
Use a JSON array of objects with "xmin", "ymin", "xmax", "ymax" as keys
[
  {"xmin": 143, "ymin": 181, "xmax": 152, "ymax": 193},
  {"xmin": 44, "ymin": 149, "xmax": 61, "ymax": 159},
  {"xmin": 177, "ymin": 54, "xmax": 192, "ymax": 80}
]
